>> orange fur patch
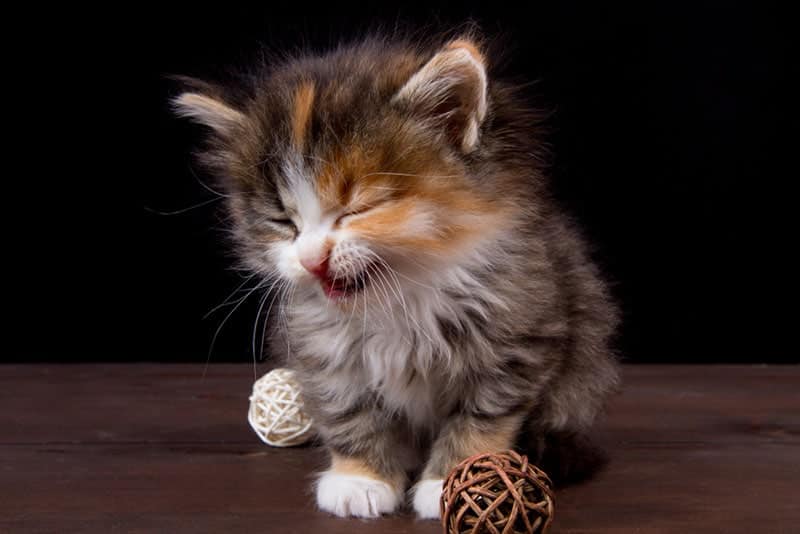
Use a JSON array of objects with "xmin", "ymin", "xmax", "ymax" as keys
[
  {"xmin": 346, "ymin": 181, "xmax": 509, "ymax": 254},
  {"xmin": 315, "ymin": 148, "xmax": 402, "ymax": 213},
  {"xmin": 330, "ymin": 454, "xmax": 404, "ymax": 488},
  {"xmin": 459, "ymin": 415, "xmax": 523, "ymax": 455},
  {"xmin": 313, "ymin": 143, "xmax": 511, "ymax": 256},
  {"xmin": 421, "ymin": 414, "xmax": 526, "ymax": 480},
  {"xmin": 291, "ymin": 82, "xmax": 316, "ymax": 150}
]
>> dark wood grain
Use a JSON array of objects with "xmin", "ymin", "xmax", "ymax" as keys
[{"xmin": 1, "ymin": 364, "xmax": 798, "ymax": 533}]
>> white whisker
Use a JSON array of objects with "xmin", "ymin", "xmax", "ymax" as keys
[
  {"xmin": 144, "ymin": 196, "xmax": 222, "ymax": 216},
  {"xmin": 204, "ymin": 272, "xmax": 261, "ymax": 319},
  {"xmin": 203, "ymin": 277, "xmax": 270, "ymax": 380}
]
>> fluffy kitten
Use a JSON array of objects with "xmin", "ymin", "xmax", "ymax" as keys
[{"xmin": 174, "ymin": 33, "xmax": 619, "ymax": 519}]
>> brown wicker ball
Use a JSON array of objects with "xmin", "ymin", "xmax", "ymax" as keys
[{"xmin": 441, "ymin": 450, "xmax": 555, "ymax": 534}]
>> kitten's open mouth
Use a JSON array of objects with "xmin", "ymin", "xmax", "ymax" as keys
[{"xmin": 321, "ymin": 271, "xmax": 368, "ymax": 299}]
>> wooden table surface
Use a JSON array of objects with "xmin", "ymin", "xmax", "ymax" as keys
[{"xmin": 1, "ymin": 364, "xmax": 798, "ymax": 533}]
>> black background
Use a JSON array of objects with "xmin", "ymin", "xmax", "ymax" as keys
[{"xmin": 6, "ymin": 2, "xmax": 795, "ymax": 364}]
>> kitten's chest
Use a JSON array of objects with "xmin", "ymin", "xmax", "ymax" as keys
[
  {"xmin": 359, "ymin": 327, "xmax": 452, "ymax": 425},
  {"xmin": 301, "ymin": 315, "xmax": 454, "ymax": 426}
]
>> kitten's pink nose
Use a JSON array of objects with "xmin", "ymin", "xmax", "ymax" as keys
[{"xmin": 300, "ymin": 255, "xmax": 329, "ymax": 279}]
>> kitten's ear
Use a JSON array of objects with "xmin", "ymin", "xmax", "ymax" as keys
[
  {"xmin": 394, "ymin": 39, "xmax": 488, "ymax": 153},
  {"xmin": 171, "ymin": 77, "xmax": 245, "ymax": 136}
]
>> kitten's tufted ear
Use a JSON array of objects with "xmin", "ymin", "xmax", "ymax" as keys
[
  {"xmin": 394, "ymin": 39, "xmax": 488, "ymax": 153},
  {"xmin": 171, "ymin": 77, "xmax": 245, "ymax": 136}
]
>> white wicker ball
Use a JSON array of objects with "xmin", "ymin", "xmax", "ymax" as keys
[{"xmin": 247, "ymin": 368, "xmax": 314, "ymax": 447}]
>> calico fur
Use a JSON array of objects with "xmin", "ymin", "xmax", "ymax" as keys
[{"xmin": 174, "ymin": 31, "xmax": 620, "ymax": 519}]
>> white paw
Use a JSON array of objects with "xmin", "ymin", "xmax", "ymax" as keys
[
  {"xmin": 316, "ymin": 471, "xmax": 401, "ymax": 518},
  {"xmin": 412, "ymin": 478, "xmax": 444, "ymax": 519}
]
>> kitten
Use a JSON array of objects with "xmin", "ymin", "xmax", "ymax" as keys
[{"xmin": 174, "ymin": 32, "xmax": 619, "ymax": 519}]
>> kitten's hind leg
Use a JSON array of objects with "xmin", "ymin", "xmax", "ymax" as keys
[
  {"xmin": 412, "ymin": 412, "xmax": 526, "ymax": 519},
  {"xmin": 518, "ymin": 358, "xmax": 617, "ymax": 487}
]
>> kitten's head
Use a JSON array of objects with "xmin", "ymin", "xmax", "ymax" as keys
[{"xmin": 174, "ymin": 36, "xmax": 538, "ymax": 308}]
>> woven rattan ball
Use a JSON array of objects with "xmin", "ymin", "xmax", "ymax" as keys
[
  {"xmin": 441, "ymin": 450, "xmax": 554, "ymax": 534},
  {"xmin": 247, "ymin": 368, "xmax": 314, "ymax": 447}
]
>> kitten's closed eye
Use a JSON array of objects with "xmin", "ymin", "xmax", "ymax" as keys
[
  {"xmin": 337, "ymin": 186, "xmax": 400, "ymax": 223},
  {"xmin": 336, "ymin": 206, "xmax": 372, "ymax": 225},
  {"xmin": 267, "ymin": 217, "xmax": 298, "ymax": 235}
]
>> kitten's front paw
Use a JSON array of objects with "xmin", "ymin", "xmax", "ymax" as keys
[
  {"xmin": 412, "ymin": 478, "xmax": 444, "ymax": 519},
  {"xmin": 316, "ymin": 471, "xmax": 401, "ymax": 518}
]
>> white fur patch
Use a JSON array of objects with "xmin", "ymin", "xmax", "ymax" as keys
[
  {"xmin": 412, "ymin": 478, "xmax": 444, "ymax": 519},
  {"xmin": 316, "ymin": 471, "xmax": 401, "ymax": 518},
  {"xmin": 172, "ymin": 92, "xmax": 244, "ymax": 134}
]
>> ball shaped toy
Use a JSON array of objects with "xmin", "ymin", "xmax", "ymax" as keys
[
  {"xmin": 247, "ymin": 368, "xmax": 314, "ymax": 447},
  {"xmin": 441, "ymin": 450, "xmax": 554, "ymax": 534}
]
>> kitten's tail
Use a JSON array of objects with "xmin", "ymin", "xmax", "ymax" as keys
[{"xmin": 519, "ymin": 429, "xmax": 609, "ymax": 487}]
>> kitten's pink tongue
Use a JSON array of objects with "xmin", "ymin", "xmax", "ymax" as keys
[{"xmin": 321, "ymin": 278, "xmax": 347, "ymax": 299}]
